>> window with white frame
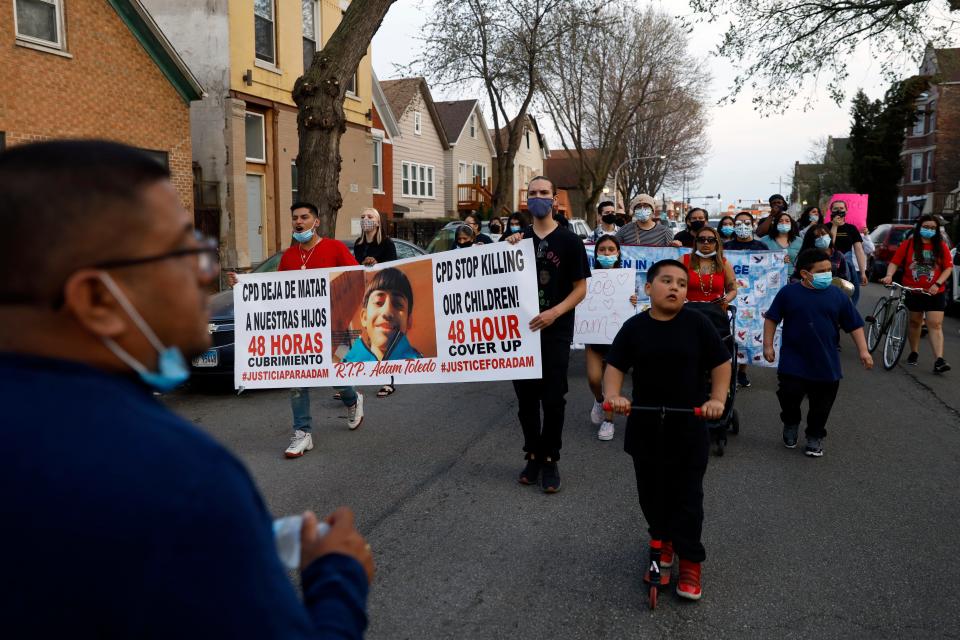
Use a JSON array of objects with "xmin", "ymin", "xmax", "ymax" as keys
[
  {"xmin": 470, "ymin": 114, "xmax": 476, "ymax": 138},
  {"xmin": 926, "ymin": 150, "xmax": 934, "ymax": 181},
  {"xmin": 372, "ymin": 138, "xmax": 383, "ymax": 192},
  {"xmin": 472, "ymin": 162, "xmax": 487, "ymax": 184},
  {"xmin": 254, "ymin": 0, "xmax": 276, "ymax": 64},
  {"xmin": 344, "ymin": 70, "xmax": 358, "ymax": 96},
  {"xmin": 458, "ymin": 161, "xmax": 469, "ymax": 183},
  {"xmin": 912, "ymin": 108, "xmax": 925, "ymax": 136},
  {"xmin": 14, "ymin": 0, "xmax": 65, "ymax": 49},
  {"xmin": 414, "ymin": 112, "xmax": 422, "ymax": 135},
  {"xmin": 301, "ymin": 0, "xmax": 318, "ymax": 73},
  {"xmin": 401, "ymin": 161, "xmax": 434, "ymax": 198},
  {"xmin": 245, "ymin": 112, "xmax": 266, "ymax": 162},
  {"xmin": 910, "ymin": 153, "xmax": 923, "ymax": 183}
]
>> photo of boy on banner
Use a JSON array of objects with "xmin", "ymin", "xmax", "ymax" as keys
[{"xmin": 331, "ymin": 263, "xmax": 437, "ymax": 363}]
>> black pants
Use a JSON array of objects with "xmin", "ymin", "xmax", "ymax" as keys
[
  {"xmin": 630, "ymin": 416, "xmax": 710, "ymax": 563},
  {"xmin": 776, "ymin": 373, "xmax": 840, "ymax": 439},
  {"xmin": 512, "ymin": 335, "xmax": 571, "ymax": 461}
]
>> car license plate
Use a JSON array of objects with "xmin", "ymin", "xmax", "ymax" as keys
[{"xmin": 192, "ymin": 350, "xmax": 218, "ymax": 367}]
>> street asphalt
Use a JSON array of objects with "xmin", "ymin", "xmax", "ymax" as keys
[{"xmin": 167, "ymin": 282, "xmax": 960, "ymax": 639}]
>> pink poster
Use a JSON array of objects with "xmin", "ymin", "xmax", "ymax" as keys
[{"xmin": 825, "ymin": 194, "xmax": 868, "ymax": 229}]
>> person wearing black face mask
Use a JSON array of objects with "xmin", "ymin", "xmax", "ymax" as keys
[
  {"xmin": 454, "ymin": 224, "xmax": 475, "ymax": 249},
  {"xmin": 674, "ymin": 208, "xmax": 709, "ymax": 249},
  {"xmin": 590, "ymin": 200, "xmax": 619, "ymax": 241}
]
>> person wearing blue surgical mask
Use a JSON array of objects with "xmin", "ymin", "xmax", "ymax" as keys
[
  {"xmin": 505, "ymin": 176, "xmax": 591, "ymax": 493},
  {"xmin": 585, "ymin": 235, "xmax": 638, "ymax": 442},
  {"xmin": 761, "ymin": 212, "xmax": 804, "ymax": 264},
  {"xmin": 763, "ymin": 248, "xmax": 872, "ymax": 457},
  {"xmin": 718, "ymin": 215, "xmax": 736, "ymax": 239},
  {"xmin": 501, "ymin": 211, "xmax": 528, "ymax": 240},
  {"xmin": 797, "ymin": 206, "xmax": 822, "ymax": 237},
  {"xmin": 794, "ymin": 224, "xmax": 848, "ymax": 282},
  {"xmin": 0, "ymin": 140, "xmax": 373, "ymax": 637}
]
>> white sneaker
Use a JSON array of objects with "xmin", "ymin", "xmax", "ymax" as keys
[
  {"xmin": 285, "ymin": 429, "xmax": 313, "ymax": 458},
  {"xmin": 597, "ymin": 421, "xmax": 615, "ymax": 441},
  {"xmin": 347, "ymin": 393, "xmax": 364, "ymax": 430},
  {"xmin": 590, "ymin": 400, "xmax": 604, "ymax": 425}
]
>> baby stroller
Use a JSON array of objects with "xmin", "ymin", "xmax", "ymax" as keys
[{"xmin": 685, "ymin": 302, "xmax": 740, "ymax": 456}]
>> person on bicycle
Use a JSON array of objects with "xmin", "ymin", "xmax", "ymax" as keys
[
  {"xmin": 604, "ymin": 259, "xmax": 730, "ymax": 601},
  {"xmin": 880, "ymin": 214, "xmax": 953, "ymax": 374},
  {"xmin": 763, "ymin": 249, "xmax": 873, "ymax": 457}
]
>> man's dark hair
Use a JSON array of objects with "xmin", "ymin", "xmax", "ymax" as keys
[
  {"xmin": 528, "ymin": 175, "xmax": 555, "ymax": 196},
  {"xmin": 795, "ymin": 248, "xmax": 831, "ymax": 274},
  {"xmin": 734, "ymin": 211, "xmax": 755, "ymax": 223},
  {"xmin": 597, "ymin": 200, "xmax": 615, "ymax": 214},
  {"xmin": 685, "ymin": 207, "xmax": 707, "ymax": 221},
  {"xmin": 648, "ymin": 259, "xmax": 688, "ymax": 281},
  {"xmin": 363, "ymin": 267, "xmax": 414, "ymax": 315},
  {"xmin": 0, "ymin": 140, "xmax": 171, "ymax": 306},
  {"xmin": 769, "ymin": 193, "xmax": 786, "ymax": 204},
  {"xmin": 291, "ymin": 201, "xmax": 319, "ymax": 217}
]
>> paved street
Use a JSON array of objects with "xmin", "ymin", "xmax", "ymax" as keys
[{"xmin": 167, "ymin": 283, "xmax": 960, "ymax": 639}]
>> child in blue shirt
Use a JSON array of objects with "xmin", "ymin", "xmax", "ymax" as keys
[{"xmin": 763, "ymin": 249, "xmax": 873, "ymax": 457}]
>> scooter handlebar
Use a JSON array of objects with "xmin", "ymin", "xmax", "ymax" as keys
[{"xmin": 602, "ymin": 402, "xmax": 703, "ymax": 417}]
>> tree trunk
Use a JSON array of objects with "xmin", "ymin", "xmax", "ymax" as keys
[{"xmin": 293, "ymin": 0, "xmax": 397, "ymax": 238}]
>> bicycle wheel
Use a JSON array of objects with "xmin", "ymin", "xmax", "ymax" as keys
[
  {"xmin": 882, "ymin": 306, "xmax": 910, "ymax": 370},
  {"xmin": 865, "ymin": 298, "xmax": 888, "ymax": 354}
]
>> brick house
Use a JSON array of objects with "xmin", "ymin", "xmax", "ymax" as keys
[
  {"xmin": 898, "ymin": 46, "xmax": 960, "ymax": 221},
  {"xmin": 0, "ymin": 0, "xmax": 202, "ymax": 208},
  {"xmin": 371, "ymin": 72, "xmax": 400, "ymax": 219},
  {"xmin": 143, "ymin": 0, "xmax": 377, "ymax": 269}
]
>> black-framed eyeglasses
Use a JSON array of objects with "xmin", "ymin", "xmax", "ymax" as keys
[
  {"xmin": 93, "ymin": 230, "xmax": 219, "ymax": 278},
  {"xmin": 697, "ymin": 237, "xmax": 718, "ymax": 245}
]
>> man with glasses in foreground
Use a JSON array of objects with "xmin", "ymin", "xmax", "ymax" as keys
[{"xmin": 0, "ymin": 141, "xmax": 372, "ymax": 637}]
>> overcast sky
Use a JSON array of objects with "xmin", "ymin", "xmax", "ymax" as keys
[{"xmin": 371, "ymin": 0, "xmax": 916, "ymax": 214}]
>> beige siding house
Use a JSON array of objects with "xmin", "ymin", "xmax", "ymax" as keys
[
  {"xmin": 435, "ymin": 99, "xmax": 497, "ymax": 214},
  {"xmin": 381, "ymin": 77, "xmax": 449, "ymax": 218},
  {"xmin": 493, "ymin": 114, "xmax": 550, "ymax": 211}
]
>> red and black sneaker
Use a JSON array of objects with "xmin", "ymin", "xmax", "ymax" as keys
[
  {"xmin": 676, "ymin": 558, "xmax": 702, "ymax": 601},
  {"xmin": 660, "ymin": 540, "xmax": 674, "ymax": 568}
]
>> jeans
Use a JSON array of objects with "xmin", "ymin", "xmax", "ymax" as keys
[
  {"xmin": 845, "ymin": 251, "xmax": 861, "ymax": 306},
  {"xmin": 291, "ymin": 386, "xmax": 357, "ymax": 433},
  {"xmin": 776, "ymin": 373, "xmax": 840, "ymax": 440},
  {"xmin": 631, "ymin": 415, "xmax": 710, "ymax": 562},
  {"xmin": 512, "ymin": 335, "xmax": 571, "ymax": 461}
]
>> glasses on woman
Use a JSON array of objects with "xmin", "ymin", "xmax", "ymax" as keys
[{"xmin": 697, "ymin": 237, "xmax": 718, "ymax": 245}]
